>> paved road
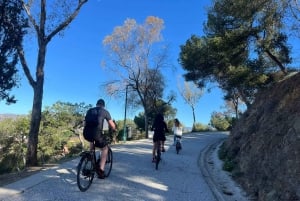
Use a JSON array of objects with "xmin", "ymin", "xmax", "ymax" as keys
[{"xmin": 0, "ymin": 132, "xmax": 228, "ymax": 201}]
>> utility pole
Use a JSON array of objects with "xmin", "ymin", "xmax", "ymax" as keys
[{"xmin": 122, "ymin": 85, "xmax": 128, "ymax": 141}]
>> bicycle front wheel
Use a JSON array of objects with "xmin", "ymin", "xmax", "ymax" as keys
[
  {"xmin": 104, "ymin": 147, "xmax": 113, "ymax": 177},
  {"xmin": 77, "ymin": 153, "xmax": 95, "ymax": 192}
]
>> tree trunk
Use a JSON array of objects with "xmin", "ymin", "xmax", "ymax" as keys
[
  {"xmin": 265, "ymin": 49, "xmax": 288, "ymax": 75},
  {"xmin": 235, "ymin": 104, "xmax": 239, "ymax": 119},
  {"xmin": 20, "ymin": 0, "xmax": 88, "ymax": 166},
  {"xmin": 26, "ymin": 45, "xmax": 45, "ymax": 166},
  {"xmin": 192, "ymin": 106, "xmax": 196, "ymax": 130},
  {"xmin": 26, "ymin": 81, "xmax": 43, "ymax": 166},
  {"xmin": 233, "ymin": 97, "xmax": 239, "ymax": 119},
  {"xmin": 237, "ymin": 88, "xmax": 251, "ymax": 108}
]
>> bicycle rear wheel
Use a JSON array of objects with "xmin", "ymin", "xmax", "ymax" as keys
[
  {"xmin": 104, "ymin": 147, "xmax": 113, "ymax": 177},
  {"xmin": 176, "ymin": 141, "xmax": 180, "ymax": 154},
  {"xmin": 77, "ymin": 153, "xmax": 95, "ymax": 192},
  {"xmin": 96, "ymin": 147, "xmax": 113, "ymax": 177},
  {"xmin": 155, "ymin": 141, "xmax": 161, "ymax": 170}
]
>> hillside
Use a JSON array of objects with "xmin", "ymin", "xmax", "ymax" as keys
[
  {"xmin": 0, "ymin": 114, "xmax": 25, "ymax": 121},
  {"xmin": 223, "ymin": 72, "xmax": 300, "ymax": 201}
]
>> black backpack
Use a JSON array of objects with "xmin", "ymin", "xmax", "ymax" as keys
[{"xmin": 84, "ymin": 107, "xmax": 100, "ymax": 127}]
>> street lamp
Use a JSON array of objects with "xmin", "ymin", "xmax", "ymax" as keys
[{"xmin": 122, "ymin": 85, "xmax": 128, "ymax": 142}]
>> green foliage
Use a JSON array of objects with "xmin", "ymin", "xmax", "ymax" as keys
[
  {"xmin": 192, "ymin": 122, "xmax": 209, "ymax": 132},
  {"xmin": 218, "ymin": 143, "xmax": 235, "ymax": 172},
  {"xmin": 179, "ymin": 0, "xmax": 296, "ymax": 109},
  {"xmin": 0, "ymin": 116, "xmax": 29, "ymax": 174},
  {"xmin": 223, "ymin": 158, "xmax": 235, "ymax": 172},
  {"xmin": 157, "ymin": 99, "xmax": 177, "ymax": 123},
  {"xmin": 36, "ymin": 101, "xmax": 90, "ymax": 164},
  {"xmin": 0, "ymin": 153, "xmax": 25, "ymax": 173},
  {"xmin": 0, "ymin": 101, "xmax": 91, "ymax": 173},
  {"xmin": 113, "ymin": 120, "xmax": 126, "ymax": 141},
  {"xmin": 67, "ymin": 142, "xmax": 83, "ymax": 156},
  {"xmin": 210, "ymin": 112, "xmax": 231, "ymax": 131},
  {"xmin": 134, "ymin": 113, "xmax": 146, "ymax": 131},
  {"xmin": 0, "ymin": 0, "xmax": 28, "ymax": 104},
  {"xmin": 134, "ymin": 100, "xmax": 177, "ymax": 132}
]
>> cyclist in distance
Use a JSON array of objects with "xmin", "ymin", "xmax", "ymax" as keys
[
  {"xmin": 83, "ymin": 99, "xmax": 116, "ymax": 179},
  {"xmin": 172, "ymin": 118, "xmax": 183, "ymax": 145},
  {"xmin": 151, "ymin": 113, "xmax": 169, "ymax": 162}
]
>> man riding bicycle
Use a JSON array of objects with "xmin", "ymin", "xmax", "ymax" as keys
[{"xmin": 83, "ymin": 99, "xmax": 116, "ymax": 179}]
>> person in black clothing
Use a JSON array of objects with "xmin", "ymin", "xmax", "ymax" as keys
[
  {"xmin": 151, "ymin": 113, "xmax": 169, "ymax": 162},
  {"xmin": 83, "ymin": 99, "xmax": 116, "ymax": 179}
]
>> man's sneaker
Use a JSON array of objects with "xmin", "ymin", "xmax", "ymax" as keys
[{"xmin": 97, "ymin": 169, "xmax": 105, "ymax": 179}]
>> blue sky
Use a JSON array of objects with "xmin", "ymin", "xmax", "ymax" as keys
[{"xmin": 1, "ymin": 0, "xmax": 299, "ymax": 127}]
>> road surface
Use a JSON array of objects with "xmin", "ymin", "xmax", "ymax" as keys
[{"xmin": 0, "ymin": 132, "xmax": 245, "ymax": 201}]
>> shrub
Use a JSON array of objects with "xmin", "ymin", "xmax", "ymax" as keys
[
  {"xmin": 218, "ymin": 142, "xmax": 235, "ymax": 172},
  {"xmin": 210, "ymin": 112, "xmax": 231, "ymax": 131},
  {"xmin": 192, "ymin": 122, "xmax": 209, "ymax": 132}
]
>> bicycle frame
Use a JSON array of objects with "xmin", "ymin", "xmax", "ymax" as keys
[{"xmin": 77, "ymin": 141, "xmax": 113, "ymax": 192}]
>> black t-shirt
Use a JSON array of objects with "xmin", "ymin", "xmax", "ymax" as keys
[
  {"xmin": 85, "ymin": 106, "xmax": 112, "ymax": 130},
  {"xmin": 97, "ymin": 107, "xmax": 112, "ymax": 130},
  {"xmin": 83, "ymin": 106, "xmax": 112, "ymax": 145},
  {"xmin": 152, "ymin": 120, "xmax": 168, "ymax": 135}
]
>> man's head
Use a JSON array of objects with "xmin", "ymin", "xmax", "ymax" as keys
[{"xmin": 96, "ymin": 99, "xmax": 105, "ymax": 107}]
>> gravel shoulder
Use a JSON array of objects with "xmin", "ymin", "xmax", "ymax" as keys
[{"xmin": 200, "ymin": 139, "xmax": 250, "ymax": 201}]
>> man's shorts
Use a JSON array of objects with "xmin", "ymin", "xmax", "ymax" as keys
[
  {"xmin": 83, "ymin": 126, "xmax": 107, "ymax": 148},
  {"xmin": 153, "ymin": 133, "xmax": 166, "ymax": 142}
]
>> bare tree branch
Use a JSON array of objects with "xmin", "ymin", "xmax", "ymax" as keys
[
  {"xmin": 17, "ymin": 46, "xmax": 36, "ymax": 87},
  {"xmin": 46, "ymin": 0, "xmax": 88, "ymax": 43}
]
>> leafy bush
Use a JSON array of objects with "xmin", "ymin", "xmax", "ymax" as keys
[
  {"xmin": 218, "ymin": 142, "xmax": 235, "ymax": 172},
  {"xmin": 67, "ymin": 142, "xmax": 82, "ymax": 156},
  {"xmin": 192, "ymin": 122, "xmax": 209, "ymax": 132},
  {"xmin": 0, "ymin": 154, "xmax": 24, "ymax": 173},
  {"xmin": 0, "ymin": 117, "xmax": 29, "ymax": 174},
  {"xmin": 210, "ymin": 112, "xmax": 231, "ymax": 131}
]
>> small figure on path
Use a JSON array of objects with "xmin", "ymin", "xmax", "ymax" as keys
[{"xmin": 172, "ymin": 118, "xmax": 183, "ymax": 145}]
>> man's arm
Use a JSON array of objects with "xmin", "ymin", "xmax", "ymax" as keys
[{"xmin": 108, "ymin": 119, "xmax": 116, "ymax": 131}]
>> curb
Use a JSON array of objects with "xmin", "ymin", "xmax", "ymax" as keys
[{"xmin": 199, "ymin": 138, "xmax": 227, "ymax": 201}]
